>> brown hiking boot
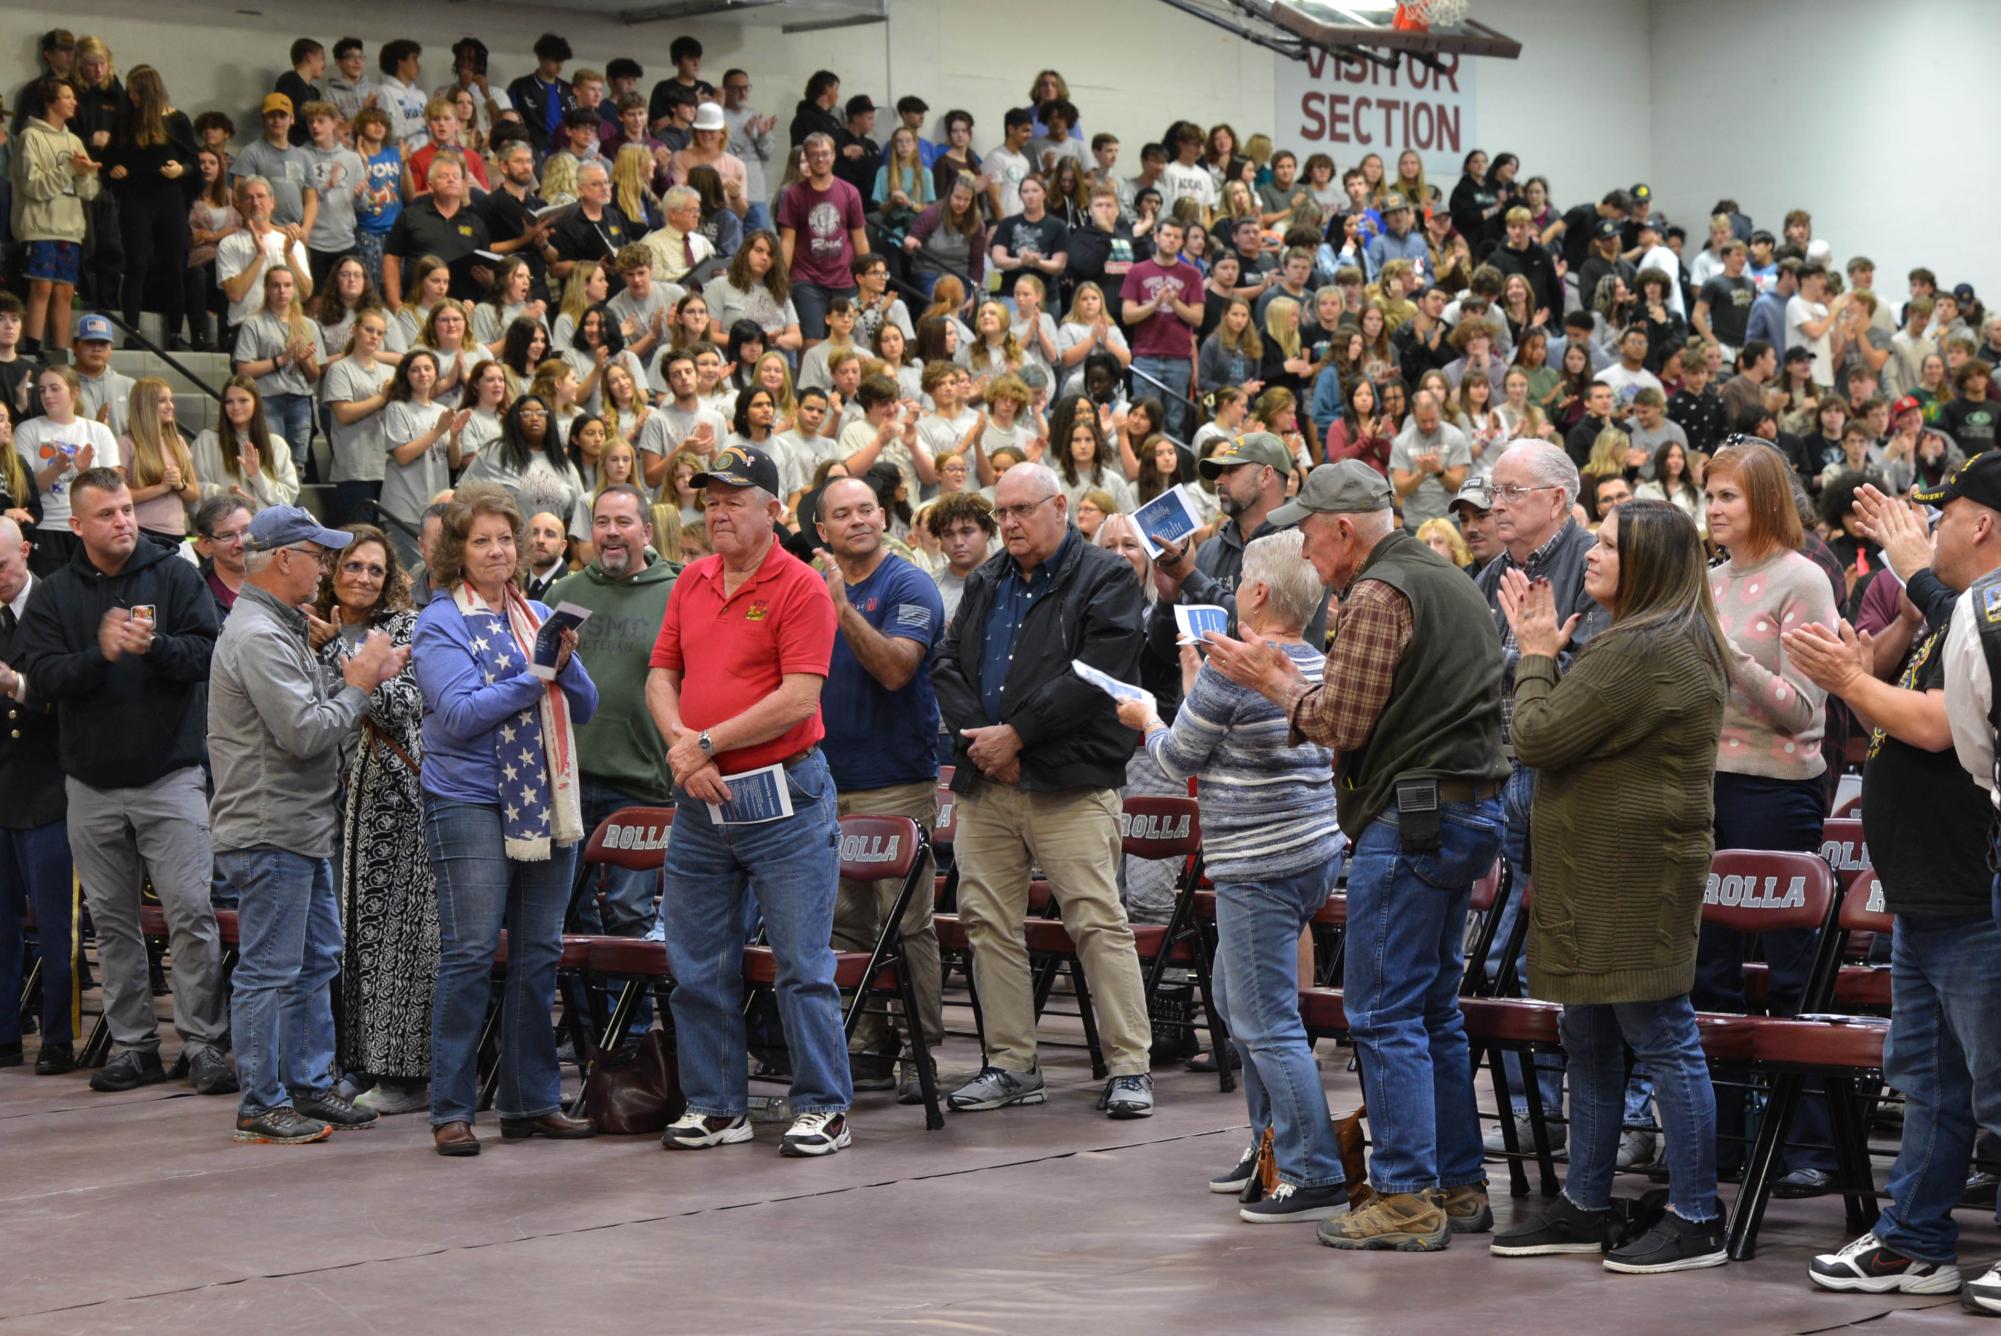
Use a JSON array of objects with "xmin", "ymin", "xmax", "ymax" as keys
[
  {"xmin": 1317, "ymin": 1189, "xmax": 1451, "ymax": 1251},
  {"xmin": 1442, "ymin": 1184, "xmax": 1493, "ymax": 1234}
]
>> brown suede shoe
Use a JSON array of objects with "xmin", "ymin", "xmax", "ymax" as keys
[
  {"xmin": 1316, "ymin": 1189, "xmax": 1451, "ymax": 1251},
  {"xmin": 1442, "ymin": 1184, "xmax": 1493, "ymax": 1234},
  {"xmin": 434, "ymin": 1121, "xmax": 481, "ymax": 1156},
  {"xmin": 498, "ymin": 1111, "xmax": 598, "ymax": 1140}
]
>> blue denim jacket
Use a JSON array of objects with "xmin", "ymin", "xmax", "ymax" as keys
[{"xmin": 411, "ymin": 587, "xmax": 600, "ymax": 807}]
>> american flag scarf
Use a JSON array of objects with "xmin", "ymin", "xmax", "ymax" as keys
[{"xmin": 452, "ymin": 582, "xmax": 584, "ymax": 861}]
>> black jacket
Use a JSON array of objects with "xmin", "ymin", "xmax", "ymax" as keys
[
  {"xmin": 0, "ymin": 577, "xmax": 64, "ymax": 827},
  {"xmin": 835, "ymin": 126, "xmax": 881, "ymax": 207},
  {"xmin": 789, "ymin": 100, "xmax": 844, "ymax": 151},
  {"xmin": 16, "ymin": 536, "xmax": 218, "ymax": 790},
  {"xmin": 933, "ymin": 529, "xmax": 1143, "ymax": 795},
  {"xmin": 506, "ymin": 73, "xmax": 578, "ymax": 154}
]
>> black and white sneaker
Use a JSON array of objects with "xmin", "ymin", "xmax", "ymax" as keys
[
  {"xmin": 293, "ymin": 1089, "xmax": 380, "ymax": 1129},
  {"xmin": 1809, "ymin": 1233, "xmax": 1962, "ymax": 1294},
  {"xmin": 1102, "ymin": 1073, "xmax": 1154, "ymax": 1119},
  {"xmin": 1239, "ymin": 1181, "xmax": 1348, "ymax": 1224},
  {"xmin": 233, "ymin": 1107, "xmax": 332, "ymax": 1145},
  {"xmin": 1490, "ymin": 1193, "xmax": 1609, "ymax": 1257},
  {"xmin": 1964, "ymin": 1259, "xmax": 2001, "ymax": 1315},
  {"xmin": 1603, "ymin": 1210, "xmax": 1727, "ymax": 1274},
  {"xmin": 947, "ymin": 1064, "xmax": 1046, "ymax": 1111},
  {"xmin": 661, "ymin": 1112, "xmax": 753, "ymax": 1149},
  {"xmin": 781, "ymin": 1110, "xmax": 852, "ymax": 1157},
  {"xmin": 1210, "ymin": 1143, "xmax": 1259, "ymax": 1194}
]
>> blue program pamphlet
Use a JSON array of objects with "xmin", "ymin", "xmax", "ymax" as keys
[
  {"xmin": 706, "ymin": 762, "xmax": 795, "ymax": 825},
  {"xmin": 1173, "ymin": 604, "xmax": 1229, "ymax": 645},
  {"xmin": 531, "ymin": 603, "xmax": 594, "ymax": 680},
  {"xmin": 1130, "ymin": 483, "xmax": 1203, "ymax": 559}
]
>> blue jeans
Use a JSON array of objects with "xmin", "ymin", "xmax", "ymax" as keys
[
  {"xmin": 1698, "ymin": 771, "xmax": 1835, "ymax": 1172},
  {"xmin": 1344, "ymin": 797, "xmax": 1503, "ymax": 1195},
  {"xmin": 791, "ymin": 282, "xmax": 859, "ymax": 343},
  {"xmin": 1131, "ymin": 355, "xmax": 1192, "ymax": 441},
  {"xmin": 425, "ymin": 798, "xmax": 575, "ymax": 1126},
  {"xmin": 1871, "ymin": 910, "xmax": 2001, "ymax": 1262},
  {"xmin": 662, "ymin": 750, "xmax": 850, "ymax": 1117},
  {"xmin": 265, "ymin": 391, "xmax": 314, "ymax": 482},
  {"xmin": 221, "ymin": 847, "xmax": 342, "ymax": 1114},
  {"xmin": 0, "ymin": 822, "xmax": 77, "ymax": 1047},
  {"xmin": 1560, "ymin": 996, "xmax": 1718, "ymax": 1222},
  {"xmin": 1212, "ymin": 851, "xmax": 1348, "ymax": 1190},
  {"xmin": 743, "ymin": 201, "xmax": 774, "ymax": 235}
]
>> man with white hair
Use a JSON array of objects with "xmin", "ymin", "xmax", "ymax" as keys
[
  {"xmin": 1474, "ymin": 439, "xmax": 1613, "ymax": 1156},
  {"xmin": 209, "ymin": 505, "xmax": 409, "ymax": 1144},
  {"xmin": 545, "ymin": 159, "xmax": 636, "ymax": 290},
  {"xmin": 1207, "ymin": 458, "xmax": 1508, "ymax": 1253},
  {"xmin": 641, "ymin": 185, "xmax": 715, "ymax": 285},
  {"xmin": 932, "ymin": 462, "xmax": 1155, "ymax": 1118}
]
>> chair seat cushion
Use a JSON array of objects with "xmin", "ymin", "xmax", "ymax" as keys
[
  {"xmin": 1461, "ymin": 996, "xmax": 1563, "ymax": 1045},
  {"xmin": 583, "ymin": 936, "xmax": 673, "ymax": 976},
  {"xmin": 1748, "ymin": 1017, "xmax": 1887, "ymax": 1069},
  {"xmin": 1298, "ymin": 987, "xmax": 1348, "ymax": 1033}
]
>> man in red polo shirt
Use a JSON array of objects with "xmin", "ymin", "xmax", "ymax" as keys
[{"xmin": 645, "ymin": 444, "xmax": 853, "ymax": 1158}]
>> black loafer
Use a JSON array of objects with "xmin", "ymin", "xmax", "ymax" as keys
[{"xmin": 35, "ymin": 1043, "xmax": 75, "ymax": 1075}]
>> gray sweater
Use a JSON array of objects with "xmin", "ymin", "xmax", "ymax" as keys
[{"xmin": 207, "ymin": 583, "xmax": 368, "ymax": 857}]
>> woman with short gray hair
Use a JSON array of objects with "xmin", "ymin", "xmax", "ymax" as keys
[{"xmin": 1116, "ymin": 527, "xmax": 1350, "ymax": 1222}]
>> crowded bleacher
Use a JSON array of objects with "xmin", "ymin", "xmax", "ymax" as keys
[{"xmin": 3, "ymin": 11, "xmax": 2001, "ymax": 1318}]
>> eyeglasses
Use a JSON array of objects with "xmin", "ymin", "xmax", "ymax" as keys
[
  {"xmin": 1490, "ymin": 484, "xmax": 1559, "ymax": 503},
  {"xmin": 283, "ymin": 544, "xmax": 334, "ymax": 568},
  {"xmin": 206, "ymin": 527, "xmax": 250, "ymax": 545},
  {"xmin": 993, "ymin": 495, "xmax": 1059, "ymax": 523},
  {"xmin": 339, "ymin": 559, "xmax": 387, "ymax": 578}
]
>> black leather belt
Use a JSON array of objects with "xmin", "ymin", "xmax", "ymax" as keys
[{"xmin": 780, "ymin": 747, "xmax": 819, "ymax": 769}]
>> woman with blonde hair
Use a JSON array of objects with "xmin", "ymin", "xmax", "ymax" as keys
[
  {"xmin": 1057, "ymin": 280, "xmax": 1131, "ymax": 395},
  {"xmin": 119, "ymin": 377, "xmax": 200, "ymax": 541},
  {"xmin": 1258, "ymin": 297, "xmax": 1315, "ymax": 409},
  {"xmin": 593, "ymin": 436, "xmax": 641, "ymax": 501},
  {"xmin": 599, "ymin": 360, "xmax": 652, "ymax": 448},
  {"xmin": 232, "ymin": 264, "xmax": 324, "ymax": 478},
  {"xmin": 193, "ymin": 373, "xmax": 301, "ymax": 513},
  {"xmin": 646, "ymin": 500, "xmax": 686, "ymax": 562},
  {"xmin": 550, "ymin": 260, "xmax": 609, "ymax": 350},
  {"xmin": 419, "ymin": 298, "xmax": 490, "ymax": 399},
  {"xmin": 964, "ymin": 299, "xmax": 1026, "ymax": 389},
  {"xmin": 1416, "ymin": 516, "xmax": 1473, "ymax": 569},
  {"xmin": 611, "ymin": 143, "xmax": 662, "ymax": 232},
  {"xmin": 528, "ymin": 358, "xmax": 583, "ymax": 443},
  {"xmin": 751, "ymin": 351, "xmax": 799, "ymax": 430},
  {"xmin": 539, "ymin": 149, "xmax": 579, "ymax": 209},
  {"xmin": 1582, "ymin": 424, "xmax": 1641, "ymax": 495},
  {"xmin": 1393, "ymin": 148, "xmax": 1431, "ymax": 218}
]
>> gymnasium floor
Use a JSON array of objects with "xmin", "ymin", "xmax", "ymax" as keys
[{"xmin": 1, "ymin": 1016, "xmax": 1988, "ymax": 1335}]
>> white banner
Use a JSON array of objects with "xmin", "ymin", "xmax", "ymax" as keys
[{"xmin": 1274, "ymin": 47, "xmax": 1476, "ymax": 179}]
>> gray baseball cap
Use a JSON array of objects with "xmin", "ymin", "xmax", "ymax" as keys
[
  {"xmin": 1270, "ymin": 459, "xmax": 1394, "ymax": 527},
  {"xmin": 1448, "ymin": 474, "xmax": 1494, "ymax": 515}
]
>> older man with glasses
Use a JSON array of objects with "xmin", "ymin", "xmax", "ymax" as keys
[
  {"xmin": 932, "ymin": 462, "xmax": 1155, "ymax": 1117},
  {"xmin": 194, "ymin": 496, "xmax": 254, "ymax": 621},
  {"xmin": 1473, "ymin": 441, "xmax": 1613, "ymax": 1157},
  {"xmin": 209, "ymin": 505, "xmax": 409, "ymax": 1144}
]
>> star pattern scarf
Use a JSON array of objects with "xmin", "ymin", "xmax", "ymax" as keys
[{"xmin": 452, "ymin": 583, "xmax": 584, "ymax": 861}]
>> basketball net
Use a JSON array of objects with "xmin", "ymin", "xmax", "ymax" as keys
[{"xmin": 1394, "ymin": 0, "xmax": 1468, "ymax": 31}]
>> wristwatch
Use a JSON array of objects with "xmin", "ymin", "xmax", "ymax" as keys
[{"xmin": 697, "ymin": 730, "xmax": 714, "ymax": 757}]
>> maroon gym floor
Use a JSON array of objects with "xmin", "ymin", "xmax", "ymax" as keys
[{"xmin": 0, "ymin": 1017, "xmax": 1989, "ymax": 1334}]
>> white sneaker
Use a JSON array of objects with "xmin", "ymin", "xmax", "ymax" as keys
[
  {"xmin": 354, "ymin": 1080, "xmax": 429, "ymax": 1116},
  {"xmin": 1483, "ymin": 1114, "xmax": 1566, "ymax": 1156},
  {"xmin": 1960, "ymin": 1258, "xmax": 2001, "ymax": 1314},
  {"xmin": 781, "ymin": 1110, "xmax": 852, "ymax": 1157},
  {"xmin": 661, "ymin": 1112, "xmax": 753, "ymax": 1150},
  {"xmin": 1102, "ymin": 1073, "xmax": 1154, "ymax": 1119},
  {"xmin": 1615, "ymin": 1128, "xmax": 1657, "ymax": 1171},
  {"xmin": 1808, "ymin": 1232, "xmax": 1963, "ymax": 1294}
]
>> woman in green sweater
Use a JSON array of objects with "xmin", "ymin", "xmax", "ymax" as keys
[{"xmin": 1485, "ymin": 499, "xmax": 1730, "ymax": 1275}]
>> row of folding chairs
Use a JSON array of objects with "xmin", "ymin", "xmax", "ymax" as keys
[{"xmin": 1296, "ymin": 826, "xmax": 1896, "ymax": 1261}]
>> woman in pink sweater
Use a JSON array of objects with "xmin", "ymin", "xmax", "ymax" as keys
[{"xmin": 1696, "ymin": 438, "xmax": 1841, "ymax": 1192}]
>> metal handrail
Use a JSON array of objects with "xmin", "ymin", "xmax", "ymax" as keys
[{"xmin": 97, "ymin": 312, "xmax": 224, "ymax": 400}]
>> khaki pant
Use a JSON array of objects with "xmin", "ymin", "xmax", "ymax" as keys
[
  {"xmin": 955, "ymin": 783, "xmax": 1151, "ymax": 1076},
  {"xmin": 833, "ymin": 780, "xmax": 943, "ymax": 1055}
]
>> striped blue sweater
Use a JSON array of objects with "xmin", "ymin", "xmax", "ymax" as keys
[{"xmin": 1141, "ymin": 643, "xmax": 1345, "ymax": 880}]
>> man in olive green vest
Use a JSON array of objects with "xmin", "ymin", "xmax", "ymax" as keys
[{"xmin": 1207, "ymin": 459, "xmax": 1509, "ymax": 1255}]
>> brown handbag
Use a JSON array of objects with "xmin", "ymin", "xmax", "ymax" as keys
[
  {"xmin": 1246, "ymin": 1102, "xmax": 1372, "ymax": 1206},
  {"xmin": 582, "ymin": 1029, "xmax": 685, "ymax": 1135}
]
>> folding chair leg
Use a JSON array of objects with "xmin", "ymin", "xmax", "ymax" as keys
[
  {"xmin": 79, "ymin": 1012, "xmax": 112, "ymax": 1067},
  {"xmin": 1190, "ymin": 930, "xmax": 1234, "ymax": 1095},
  {"xmin": 1482, "ymin": 1042, "xmax": 1531, "ymax": 1198},
  {"xmin": 1827, "ymin": 1075, "xmax": 1879, "ymax": 1232},
  {"xmin": 1727, "ymin": 1070, "xmax": 1801, "ymax": 1262},
  {"xmin": 1519, "ymin": 1046, "xmax": 1560, "ymax": 1197},
  {"xmin": 897, "ymin": 967, "xmax": 945, "ymax": 1131},
  {"xmin": 962, "ymin": 962, "xmax": 988, "ymax": 1062},
  {"xmin": 1068, "ymin": 959, "xmax": 1107, "ymax": 1080}
]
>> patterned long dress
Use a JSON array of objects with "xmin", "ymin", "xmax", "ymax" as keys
[{"xmin": 323, "ymin": 609, "xmax": 438, "ymax": 1081}]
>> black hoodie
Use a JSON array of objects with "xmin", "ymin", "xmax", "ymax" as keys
[{"xmin": 16, "ymin": 535, "xmax": 218, "ymax": 790}]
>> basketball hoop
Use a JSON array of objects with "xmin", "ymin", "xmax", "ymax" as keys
[{"xmin": 1393, "ymin": 0, "xmax": 1469, "ymax": 32}]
